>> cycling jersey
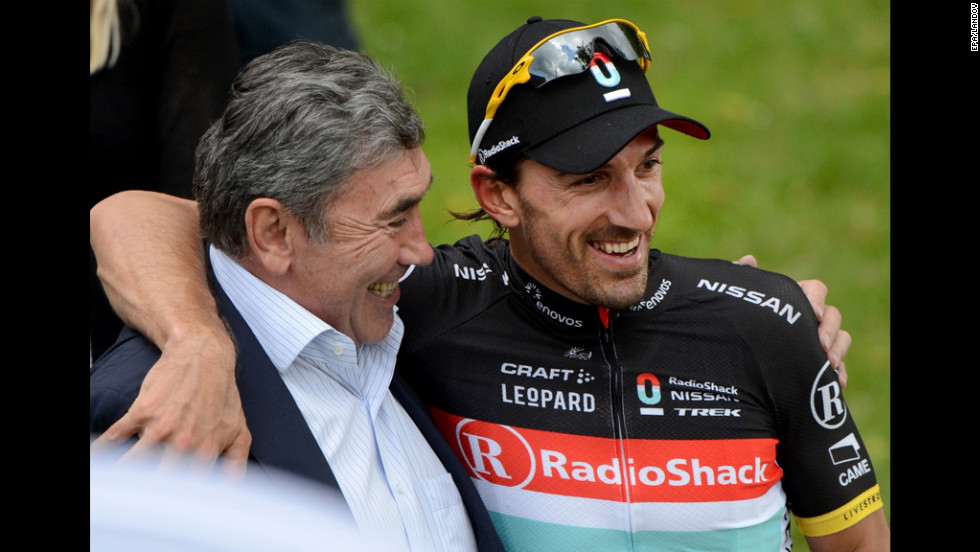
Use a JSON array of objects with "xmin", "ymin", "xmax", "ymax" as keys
[{"xmin": 396, "ymin": 235, "xmax": 882, "ymax": 552}]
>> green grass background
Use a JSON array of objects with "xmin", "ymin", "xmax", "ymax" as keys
[{"xmin": 346, "ymin": 1, "xmax": 890, "ymax": 548}]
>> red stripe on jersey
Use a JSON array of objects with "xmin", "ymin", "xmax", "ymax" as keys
[{"xmin": 430, "ymin": 406, "xmax": 782, "ymax": 503}]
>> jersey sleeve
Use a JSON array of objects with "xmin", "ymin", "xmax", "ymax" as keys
[
  {"xmin": 397, "ymin": 235, "xmax": 507, "ymax": 355},
  {"xmin": 741, "ymin": 270, "xmax": 882, "ymax": 536}
]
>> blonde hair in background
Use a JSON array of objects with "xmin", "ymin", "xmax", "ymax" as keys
[{"xmin": 90, "ymin": 0, "xmax": 131, "ymax": 74}]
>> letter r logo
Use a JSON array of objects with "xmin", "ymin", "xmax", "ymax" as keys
[
  {"xmin": 817, "ymin": 383, "xmax": 845, "ymax": 422},
  {"xmin": 461, "ymin": 432, "xmax": 511, "ymax": 479},
  {"xmin": 810, "ymin": 361, "xmax": 848, "ymax": 429},
  {"xmin": 455, "ymin": 419, "xmax": 537, "ymax": 488}
]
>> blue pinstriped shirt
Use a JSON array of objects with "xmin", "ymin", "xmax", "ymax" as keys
[{"xmin": 210, "ymin": 246, "xmax": 477, "ymax": 552}]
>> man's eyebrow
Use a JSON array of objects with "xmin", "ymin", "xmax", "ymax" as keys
[
  {"xmin": 647, "ymin": 135, "xmax": 665, "ymax": 156},
  {"xmin": 383, "ymin": 175, "xmax": 432, "ymax": 218}
]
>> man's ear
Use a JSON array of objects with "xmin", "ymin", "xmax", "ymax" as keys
[
  {"xmin": 244, "ymin": 197, "xmax": 296, "ymax": 275},
  {"xmin": 470, "ymin": 165, "xmax": 520, "ymax": 228}
]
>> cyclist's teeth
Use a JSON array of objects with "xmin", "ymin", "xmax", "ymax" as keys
[{"xmin": 594, "ymin": 236, "xmax": 640, "ymax": 255}]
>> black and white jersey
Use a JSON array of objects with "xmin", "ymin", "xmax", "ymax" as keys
[{"xmin": 396, "ymin": 235, "xmax": 882, "ymax": 551}]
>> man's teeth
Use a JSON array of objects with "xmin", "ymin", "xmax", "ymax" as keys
[
  {"xmin": 368, "ymin": 282, "xmax": 397, "ymax": 297},
  {"xmin": 593, "ymin": 236, "xmax": 641, "ymax": 255}
]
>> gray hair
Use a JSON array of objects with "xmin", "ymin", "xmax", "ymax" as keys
[{"xmin": 194, "ymin": 41, "xmax": 425, "ymax": 258}]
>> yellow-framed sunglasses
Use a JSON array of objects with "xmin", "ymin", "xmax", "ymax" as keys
[{"xmin": 470, "ymin": 19, "xmax": 652, "ymax": 164}]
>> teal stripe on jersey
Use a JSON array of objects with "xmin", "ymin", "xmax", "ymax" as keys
[{"xmin": 488, "ymin": 507, "xmax": 790, "ymax": 551}]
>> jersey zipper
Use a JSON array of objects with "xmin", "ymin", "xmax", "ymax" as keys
[{"xmin": 599, "ymin": 308, "xmax": 636, "ymax": 550}]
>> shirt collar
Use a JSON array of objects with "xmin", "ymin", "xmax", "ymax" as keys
[
  {"xmin": 209, "ymin": 245, "xmax": 369, "ymax": 372},
  {"xmin": 503, "ymin": 244, "xmax": 666, "ymax": 333},
  {"xmin": 210, "ymin": 245, "xmax": 403, "ymax": 416}
]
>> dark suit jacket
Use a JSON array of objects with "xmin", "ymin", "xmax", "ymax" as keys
[{"xmin": 90, "ymin": 257, "xmax": 504, "ymax": 552}]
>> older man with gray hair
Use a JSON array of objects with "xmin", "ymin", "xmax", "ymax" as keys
[{"xmin": 90, "ymin": 41, "xmax": 503, "ymax": 552}]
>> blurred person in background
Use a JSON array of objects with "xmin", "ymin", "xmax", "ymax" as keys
[
  {"xmin": 229, "ymin": 0, "xmax": 360, "ymax": 66},
  {"xmin": 89, "ymin": 0, "xmax": 239, "ymax": 361}
]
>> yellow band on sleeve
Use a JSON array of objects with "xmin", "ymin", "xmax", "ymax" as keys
[{"xmin": 794, "ymin": 484, "xmax": 883, "ymax": 537}]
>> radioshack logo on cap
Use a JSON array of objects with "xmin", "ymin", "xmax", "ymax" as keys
[
  {"xmin": 477, "ymin": 136, "xmax": 521, "ymax": 164},
  {"xmin": 433, "ymin": 406, "xmax": 782, "ymax": 503},
  {"xmin": 588, "ymin": 52, "xmax": 632, "ymax": 103}
]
